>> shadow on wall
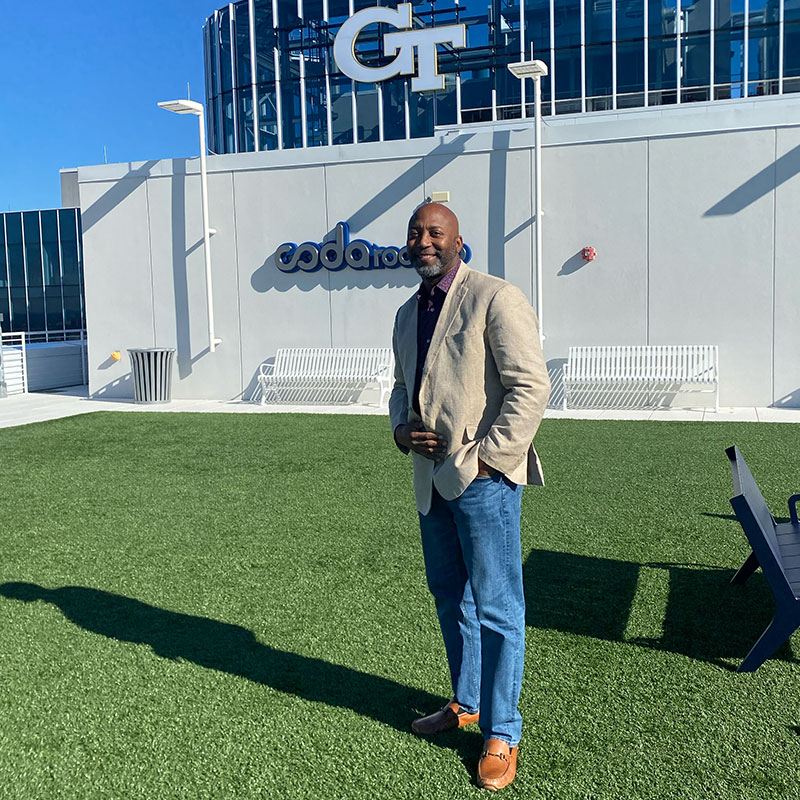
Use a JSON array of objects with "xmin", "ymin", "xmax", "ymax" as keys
[
  {"xmin": 79, "ymin": 161, "xmax": 161, "ymax": 232},
  {"xmin": 773, "ymin": 389, "xmax": 800, "ymax": 409},
  {"xmin": 523, "ymin": 548, "xmax": 796, "ymax": 671},
  {"xmin": 558, "ymin": 250, "xmax": 592, "ymax": 276},
  {"xmin": 546, "ymin": 358, "xmax": 566, "ymax": 408},
  {"xmin": 704, "ymin": 143, "xmax": 800, "ymax": 217}
]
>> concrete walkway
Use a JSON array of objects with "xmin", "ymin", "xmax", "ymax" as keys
[{"xmin": 1, "ymin": 385, "xmax": 799, "ymax": 429}]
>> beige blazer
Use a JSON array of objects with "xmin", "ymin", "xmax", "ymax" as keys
[{"xmin": 389, "ymin": 263, "xmax": 551, "ymax": 515}]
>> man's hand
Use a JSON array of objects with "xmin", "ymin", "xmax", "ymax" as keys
[
  {"xmin": 477, "ymin": 457, "xmax": 496, "ymax": 478},
  {"xmin": 395, "ymin": 420, "xmax": 448, "ymax": 461}
]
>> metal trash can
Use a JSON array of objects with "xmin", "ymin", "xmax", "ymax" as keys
[{"xmin": 128, "ymin": 348, "xmax": 175, "ymax": 404}]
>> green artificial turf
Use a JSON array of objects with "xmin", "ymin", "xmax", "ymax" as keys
[{"xmin": 1, "ymin": 412, "xmax": 800, "ymax": 799}]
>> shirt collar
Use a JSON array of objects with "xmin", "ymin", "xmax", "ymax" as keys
[{"xmin": 416, "ymin": 261, "xmax": 461, "ymax": 304}]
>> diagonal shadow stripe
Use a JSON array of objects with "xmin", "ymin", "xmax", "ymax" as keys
[{"xmin": 704, "ymin": 143, "xmax": 800, "ymax": 217}]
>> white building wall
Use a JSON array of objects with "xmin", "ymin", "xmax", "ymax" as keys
[{"xmin": 73, "ymin": 97, "xmax": 800, "ymax": 407}]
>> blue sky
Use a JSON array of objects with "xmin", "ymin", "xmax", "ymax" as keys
[{"xmin": 0, "ymin": 1, "xmax": 213, "ymax": 213}]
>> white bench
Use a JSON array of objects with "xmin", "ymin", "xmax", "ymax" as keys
[
  {"xmin": 562, "ymin": 345, "xmax": 719, "ymax": 411},
  {"xmin": 254, "ymin": 347, "xmax": 394, "ymax": 406}
]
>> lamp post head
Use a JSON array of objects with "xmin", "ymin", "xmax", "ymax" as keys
[
  {"xmin": 157, "ymin": 99, "xmax": 204, "ymax": 117},
  {"xmin": 507, "ymin": 59, "xmax": 549, "ymax": 79}
]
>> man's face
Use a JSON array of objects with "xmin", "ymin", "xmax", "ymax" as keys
[{"xmin": 407, "ymin": 205, "xmax": 463, "ymax": 280}]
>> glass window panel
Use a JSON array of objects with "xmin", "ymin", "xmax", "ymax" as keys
[
  {"xmin": 41, "ymin": 211, "xmax": 60, "ymax": 287},
  {"xmin": 303, "ymin": 0, "xmax": 323, "ymax": 22},
  {"xmin": 648, "ymin": 36, "xmax": 678, "ymax": 91},
  {"xmin": 525, "ymin": 0, "xmax": 550, "ymax": 57},
  {"xmin": 277, "ymin": 0, "xmax": 301, "ymax": 30},
  {"xmin": 496, "ymin": 58, "xmax": 522, "ymax": 108},
  {"xmin": 788, "ymin": 0, "xmax": 800, "ymax": 21},
  {"xmin": 27, "ymin": 286, "xmax": 45, "ymax": 332},
  {"xmin": 63, "ymin": 289, "xmax": 83, "ymax": 331},
  {"xmin": 586, "ymin": 0, "xmax": 613, "ymax": 44},
  {"xmin": 6, "ymin": 214, "xmax": 24, "ymax": 289},
  {"xmin": 328, "ymin": 0, "xmax": 350, "ymax": 26},
  {"xmin": 786, "ymin": 22, "xmax": 800, "ymax": 78},
  {"xmin": 0, "ymin": 216, "xmax": 6, "ymax": 289},
  {"xmin": 617, "ymin": 38, "xmax": 645, "ymax": 93},
  {"xmin": 554, "ymin": 0, "xmax": 582, "ymax": 47},
  {"xmin": 460, "ymin": 68, "xmax": 492, "ymax": 113},
  {"xmin": 280, "ymin": 78, "xmax": 304, "ymax": 148},
  {"xmin": 714, "ymin": 24, "xmax": 743, "ymax": 96},
  {"xmin": 237, "ymin": 89, "xmax": 256, "ymax": 152},
  {"xmin": 306, "ymin": 76, "xmax": 328, "ymax": 147},
  {"xmin": 586, "ymin": 43, "xmax": 613, "ymax": 101},
  {"xmin": 356, "ymin": 83, "xmax": 380, "ymax": 142},
  {"xmin": 435, "ymin": 72, "xmax": 458, "ymax": 126},
  {"xmin": 330, "ymin": 74, "xmax": 355, "ymax": 144},
  {"xmin": 649, "ymin": 0, "xmax": 677, "ymax": 36},
  {"xmin": 219, "ymin": 7, "xmax": 233, "ymax": 90},
  {"xmin": 554, "ymin": 45, "xmax": 581, "ymax": 100},
  {"xmin": 714, "ymin": 0, "xmax": 744, "ymax": 29},
  {"xmin": 254, "ymin": 1, "xmax": 276, "ymax": 84},
  {"xmin": 409, "ymin": 90, "xmax": 435, "ymax": 138},
  {"xmin": 493, "ymin": 0, "xmax": 521, "ymax": 56},
  {"xmin": 10, "ymin": 288, "xmax": 27, "ymax": 332},
  {"xmin": 235, "ymin": 2, "xmax": 252, "ymax": 87},
  {"xmin": 45, "ymin": 294, "xmax": 64, "ymax": 331},
  {"xmin": 617, "ymin": 0, "xmax": 645, "ymax": 40},
  {"xmin": 748, "ymin": 23, "xmax": 780, "ymax": 94},
  {"xmin": 0, "ymin": 296, "xmax": 9, "ymax": 332},
  {"xmin": 382, "ymin": 79, "xmax": 407, "ymax": 141},
  {"xmin": 682, "ymin": 32, "xmax": 710, "ymax": 87},
  {"xmin": 23, "ymin": 212, "xmax": 43, "ymax": 290},
  {"xmin": 681, "ymin": 0, "xmax": 710, "ymax": 33},
  {"xmin": 222, "ymin": 92, "xmax": 236, "ymax": 152},
  {"xmin": 58, "ymin": 210, "xmax": 80, "ymax": 287},
  {"xmin": 257, "ymin": 84, "xmax": 280, "ymax": 149}
]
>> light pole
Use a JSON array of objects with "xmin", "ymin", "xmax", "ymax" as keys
[
  {"xmin": 507, "ymin": 59, "xmax": 548, "ymax": 348},
  {"xmin": 157, "ymin": 99, "xmax": 221, "ymax": 353}
]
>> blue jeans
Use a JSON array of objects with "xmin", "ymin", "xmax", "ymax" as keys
[{"xmin": 418, "ymin": 472, "xmax": 525, "ymax": 746}]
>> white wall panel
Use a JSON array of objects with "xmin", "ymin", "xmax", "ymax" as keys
[{"xmin": 648, "ymin": 130, "xmax": 776, "ymax": 406}]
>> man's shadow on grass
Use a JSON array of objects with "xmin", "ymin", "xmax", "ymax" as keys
[
  {"xmin": 0, "ymin": 582, "xmax": 482, "ymax": 765},
  {"xmin": 523, "ymin": 549, "xmax": 797, "ymax": 670}
]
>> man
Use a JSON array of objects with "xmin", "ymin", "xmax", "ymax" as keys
[{"xmin": 389, "ymin": 202, "xmax": 550, "ymax": 791}]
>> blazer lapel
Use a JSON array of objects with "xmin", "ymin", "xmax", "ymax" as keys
[
  {"xmin": 420, "ymin": 264, "xmax": 470, "ymax": 389},
  {"xmin": 396, "ymin": 295, "xmax": 418, "ymax": 402}
]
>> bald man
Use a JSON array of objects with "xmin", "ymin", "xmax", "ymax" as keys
[{"xmin": 389, "ymin": 202, "xmax": 550, "ymax": 791}]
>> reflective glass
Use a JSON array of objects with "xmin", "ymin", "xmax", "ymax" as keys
[
  {"xmin": 524, "ymin": 0, "xmax": 550, "ymax": 58},
  {"xmin": 681, "ymin": 32, "xmax": 711, "ymax": 90},
  {"xmin": 460, "ymin": 68, "xmax": 492, "ymax": 116},
  {"xmin": 586, "ymin": 43, "xmax": 613, "ymax": 105},
  {"xmin": 0, "ymin": 296, "xmax": 8, "ymax": 333},
  {"xmin": 786, "ymin": 22, "xmax": 800, "ymax": 79},
  {"xmin": 648, "ymin": 36, "xmax": 678, "ymax": 94},
  {"xmin": 748, "ymin": 23, "xmax": 780, "ymax": 94},
  {"xmin": 254, "ymin": 1, "xmax": 276, "ymax": 84},
  {"xmin": 23, "ymin": 212, "xmax": 42, "ymax": 291},
  {"xmin": 257, "ymin": 84, "xmax": 280, "ymax": 149},
  {"xmin": 554, "ymin": 0, "xmax": 582, "ymax": 48},
  {"xmin": 0, "ymin": 216, "xmax": 6, "ymax": 291},
  {"xmin": 585, "ymin": 0, "xmax": 612, "ymax": 43},
  {"xmin": 303, "ymin": 0, "xmax": 323, "ymax": 22},
  {"xmin": 382, "ymin": 79, "xmax": 407, "ymax": 140},
  {"xmin": 63, "ymin": 289, "xmax": 83, "ymax": 331},
  {"xmin": 219, "ymin": 7, "xmax": 233, "ymax": 89},
  {"xmin": 281, "ymin": 78, "xmax": 304, "ymax": 148},
  {"xmin": 10, "ymin": 287, "xmax": 27, "ymax": 332},
  {"xmin": 554, "ymin": 45, "xmax": 581, "ymax": 100},
  {"xmin": 356, "ymin": 83, "xmax": 380, "ymax": 142},
  {"xmin": 235, "ymin": 1, "xmax": 252, "ymax": 87},
  {"xmin": 681, "ymin": 0, "xmax": 710, "ymax": 32},
  {"xmin": 617, "ymin": 0, "xmax": 645, "ymax": 41},
  {"xmin": 59, "ymin": 210, "xmax": 80, "ymax": 287},
  {"xmin": 238, "ymin": 88, "xmax": 257, "ymax": 151},
  {"xmin": 329, "ymin": 74, "xmax": 355, "ymax": 144},
  {"xmin": 41, "ymin": 211, "xmax": 60, "ymax": 286},
  {"xmin": 714, "ymin": 24, "xmax": 743, "ymax": 96},
  {"xmin": 409, "ymin": 89, "xmax": 434, "ymax": 138},
  {"xmin": 277, "ymin": 0, "xmax": 301, "ymax": 31},
  {"xmin": 617, "ymin": 38, "xmax": 645, "ymax": 95},
  {"xmin": 306, "ymin": 76, "xmax": 328, "ymax": 146},
  {"xmin": 222, "ymin": 92, "xmax": 236, "ymax": 151}
]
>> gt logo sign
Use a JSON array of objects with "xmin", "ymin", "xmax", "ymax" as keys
[{"xmin": 333, "ymin": 3, "xmax": 465, "ymax": 92}]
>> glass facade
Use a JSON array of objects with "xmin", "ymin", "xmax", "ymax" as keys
[
  {"xmin": 204, "ymin": 0, "xmax": 797, "ymax": 153},
  {"xmin": 0, "ymin": 209, "xmax": 85, "ymax": 336}
]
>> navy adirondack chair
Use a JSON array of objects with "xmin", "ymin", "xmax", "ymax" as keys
[{"xmin": 726, "ymin": 445, "xmax": 800, "ymax": 672}]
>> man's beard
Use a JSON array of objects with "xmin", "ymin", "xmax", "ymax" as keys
[{"xmin": 411, "ymin": 248, "xmax": 459, "ymax": 279}]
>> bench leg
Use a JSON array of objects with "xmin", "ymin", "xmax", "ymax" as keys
[
  {"xmin": 730, "ymin": 550, "xmax": 759, "ymax": 585},
  {"xmin": 738, "ymin": 611, "xmax": 800, "ymax": 673}
]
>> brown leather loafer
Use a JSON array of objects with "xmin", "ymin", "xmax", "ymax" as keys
[
  {"xmin": 411, "ymin": 700, "xmax": 480, "ymax": 735},
  {"xmin": 477, "ymin": 738, "xmax": 518, "ymax": 791}
]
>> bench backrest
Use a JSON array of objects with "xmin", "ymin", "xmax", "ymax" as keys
[
  {"xmin": 565, "ymin": 345, "xmax": 718, "ymax": 381},
  {"xmin": 273, "ymin": 347, "xmax": 392, "ymax": 379},
  {"xmin": 726, "ymin": 445, "xmax": 794, "ymax": 601}
]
